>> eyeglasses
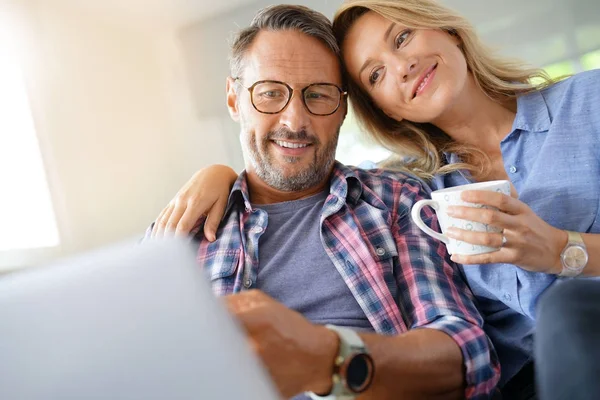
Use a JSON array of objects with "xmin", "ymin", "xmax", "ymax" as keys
[{"xmin": 234, "ymin": 78, "xmax": 347, "ymax": 116}]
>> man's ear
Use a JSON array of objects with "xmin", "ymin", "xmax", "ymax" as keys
[
  {"xmin": 226, "ymin": 76, "xmax": 240, "ymax": 122},
  {"xmin": 340, "ymin": 97, "xmax": 348, "ymax": 123}
]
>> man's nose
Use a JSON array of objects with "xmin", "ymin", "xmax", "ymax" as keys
[{"xmin": 278, "ymin": 92, "xmax": 311, "ymax": 133}]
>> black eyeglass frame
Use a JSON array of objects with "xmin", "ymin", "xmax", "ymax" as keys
[{"xmin": 234, "ymin": 78, "xmax": 348, "ymax": 116}]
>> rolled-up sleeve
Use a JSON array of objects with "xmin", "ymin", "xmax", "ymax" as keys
[{"xmin": 393, "ymin": 179, "xmax": 501, "ymax": 398}]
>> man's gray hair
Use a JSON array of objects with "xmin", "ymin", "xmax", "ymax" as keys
[{"xmin": 229, "ymin": 5, "xmax": 342, "ymax": 83}]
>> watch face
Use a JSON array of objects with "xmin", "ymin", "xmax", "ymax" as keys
[
  {"xmin": 562, "ymin": 245, "xmax": 588, "ymax": 269},
  {"xmin": 344, "ymin": 353, "xmax": 374, "ymax": 393}
]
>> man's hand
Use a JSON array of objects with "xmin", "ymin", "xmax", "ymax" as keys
[{"xmin": 226, "ymin": 290, "xmax": 338, "ymax": 398}]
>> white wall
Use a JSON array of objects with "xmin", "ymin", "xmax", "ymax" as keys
[
  {"xmin": 13, "ymin": 0, "xmax": 236, "ymax": 264},
  {"xmin": 446, "ymin": 0, "xmax": 600, "ymax": 67}
]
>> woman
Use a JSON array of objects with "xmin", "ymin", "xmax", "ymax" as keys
[{"xmin": 151, "ymin": 0, "xmax": 600, "ymax": 396}]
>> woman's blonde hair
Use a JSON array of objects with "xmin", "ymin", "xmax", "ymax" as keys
[{"xmin": 333, "ymin": 0, "xmax": 556, "ymax": 180}]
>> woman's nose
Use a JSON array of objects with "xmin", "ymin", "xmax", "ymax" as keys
[{"xmin": 398, "ymin": 58, "xmax": 418, "ymax": 82}]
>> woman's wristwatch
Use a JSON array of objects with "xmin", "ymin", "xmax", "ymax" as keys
[
  {"xmin": 307, "ymin": 325, "xmax": 375, "ymax": 399},
  {"xmin": 559, "ymin": 231, "xmax": 589, "ymax": 277}
]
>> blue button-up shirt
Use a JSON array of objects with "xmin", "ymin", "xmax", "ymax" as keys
[{"xmin": 431, "ymin": 69, "xmax": 600, "ymax": 385}]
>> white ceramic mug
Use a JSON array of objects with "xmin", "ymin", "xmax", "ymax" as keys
[{"xmin": 411, "ymin": 180, "xmax": 511, "ymax": 255}]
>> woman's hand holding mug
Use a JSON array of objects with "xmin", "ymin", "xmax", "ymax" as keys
[{"xmin": 411, "ymin": 180, "xmax": 567, "ymax": 273}]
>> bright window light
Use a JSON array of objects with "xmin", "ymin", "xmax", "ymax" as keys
[
  {"xmin": 581, "ymin": 49, "xmax": 600, "ymax": 70},
  {"xmin": 0, "ymin": 12, "xmax": 60, "ymax": 252},
  {"xmin": 336, "ymin": 107, "xmax": 391, "ymax": 167}
]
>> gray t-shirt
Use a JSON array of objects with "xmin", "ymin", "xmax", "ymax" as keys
[{"xmin": 254, "ymin": 191, "xmax": 373, "ymax": 331}]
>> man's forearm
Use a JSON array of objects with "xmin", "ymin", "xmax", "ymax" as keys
[
  {"xmin": 359, "ymin": 329, "xmax": 464, "ymax": 399},
  {"xmin": 310, "ymin": 327, "xmax": 465, "ymax": 399}
]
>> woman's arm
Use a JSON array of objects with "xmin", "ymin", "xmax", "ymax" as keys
[
  {"xmin": 446, "ymin": 190, "xmax": 600, "ymax": 277},
  {"xmin": 576, "ymin": 233, "xmax": 600, "ymax": 277},
  {"xmin": 151, "ymin": 164, "xmax": 237, "ymax": 241}
]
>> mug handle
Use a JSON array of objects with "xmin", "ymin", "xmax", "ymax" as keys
[{"xmin": 410, "ymin": 199, "xmax": 449, "ymax": 244}]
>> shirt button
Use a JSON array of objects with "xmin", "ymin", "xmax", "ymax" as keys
[
  {"xmin": 244, "ymin": 278, "xmax": 253, "ymax": 288},
  {"xmin": 503, "ymin": 293, "xmax": 512, "ymax": 302},
  {"xmin": 376, "ymin": 247, "xmax": 386, "ymax": 256},
  {"xmin": 509, "ymin": 165, "xmax": 518, "ymax": 174},
  {"xmin": 345, "ymin": 259, "xmax": 355, "ymax": 272}
]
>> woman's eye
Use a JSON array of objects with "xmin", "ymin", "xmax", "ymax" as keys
[
  {"xmin": 369, "ymin": 68, "xmax": 382, "ymax": 86},
  {"xmin": 395, "ymin": 29, "xmax": 412, "ymax": 49}
]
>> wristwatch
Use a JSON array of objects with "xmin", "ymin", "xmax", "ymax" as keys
[
  {"xmin": 307, "ymin": 325, "xmax": 374, "ymax": 399},
  {"xmin": 559, "ymin": 231, "xmax": 588, "ymax": 277}
]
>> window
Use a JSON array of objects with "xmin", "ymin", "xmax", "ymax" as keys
[
  {"xmin": 0, "ymin": 10, "xmax": 60, "ymax": 267},
  {"xmin": 543, "ymin": 49, "xmax": 600, "ymax": 79},
  {"xmin": 336, "ymin": 107, "xmax": 390, "ymax": 167},
  {"xmin": 581, "ymin": 49, "xmax": 600, "ymax": 71}
]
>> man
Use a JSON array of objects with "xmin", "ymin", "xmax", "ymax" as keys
[{"xmin": 150, "ymin": 5, "xmax": 499, "ymax": 399}]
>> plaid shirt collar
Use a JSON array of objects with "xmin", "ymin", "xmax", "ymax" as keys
[{"xmin": 224, "ymin": 161, "xmax": 364, "ymax": 214}]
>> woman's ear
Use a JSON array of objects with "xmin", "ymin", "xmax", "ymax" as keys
[{"xmin": 446, "ymin": 28, "xmax": 462, "ymax": 47}]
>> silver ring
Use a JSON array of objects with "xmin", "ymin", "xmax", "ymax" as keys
[{"xmin": 501, "ymin": 235, "xmax": 507, "ymax": 247}]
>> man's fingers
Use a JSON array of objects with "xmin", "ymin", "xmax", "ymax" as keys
[
  {"xmin": 226, "ymin": 291, "xmax": 273, "ymax": 315},
  {"xmin": 226, "ymin": 292, "xmax": 256, "ymax": 312}
]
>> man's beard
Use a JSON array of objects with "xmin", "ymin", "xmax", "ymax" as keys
[{"xmin": 244, "ymin": 125, "xmax": 340, "ymax": 192}]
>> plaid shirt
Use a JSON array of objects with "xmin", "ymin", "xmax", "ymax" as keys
[{"xmin": 188, "ymin": 162, "xmax": 499, "ymax": 398}]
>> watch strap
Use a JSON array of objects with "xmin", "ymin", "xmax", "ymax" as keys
[{"xmin": 306, "ymin": 325, "xmax": 368, "ymax": 400}]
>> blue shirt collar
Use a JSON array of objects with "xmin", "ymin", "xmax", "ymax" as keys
[
  {"xmin": 442, "ymin": 90, "xmax": 551, "ymax": 164},
  {"xmin": 511, "ymin": 90, "xmax": 551, "ymax": 133}
]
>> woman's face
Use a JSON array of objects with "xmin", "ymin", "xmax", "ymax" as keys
[{"xmin": 342, "ymin": 11, "xmax": 469, "ymax": 124}]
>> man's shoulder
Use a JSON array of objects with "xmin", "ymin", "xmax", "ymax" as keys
[
  {"xmin": 344, "ymin": 164, "xmax": 430, "ymax": 193},
  {"xmin": 335, "ymin": 164, "xmax": 432, "ymax": 214}
]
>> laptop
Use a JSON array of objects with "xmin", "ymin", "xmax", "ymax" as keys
[{"xmin": 0, "ymin": 238, "xmax": 279, "ymax": 400}]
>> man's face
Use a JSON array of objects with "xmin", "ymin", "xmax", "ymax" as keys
[{"xmin": 226, "ymin": 30, "xmax": 346, "ymax": 192}]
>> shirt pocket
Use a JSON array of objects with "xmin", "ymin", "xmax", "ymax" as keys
[{"xmin": 198, "ymin": 248, "xmax": 241, "ymax": 284}]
